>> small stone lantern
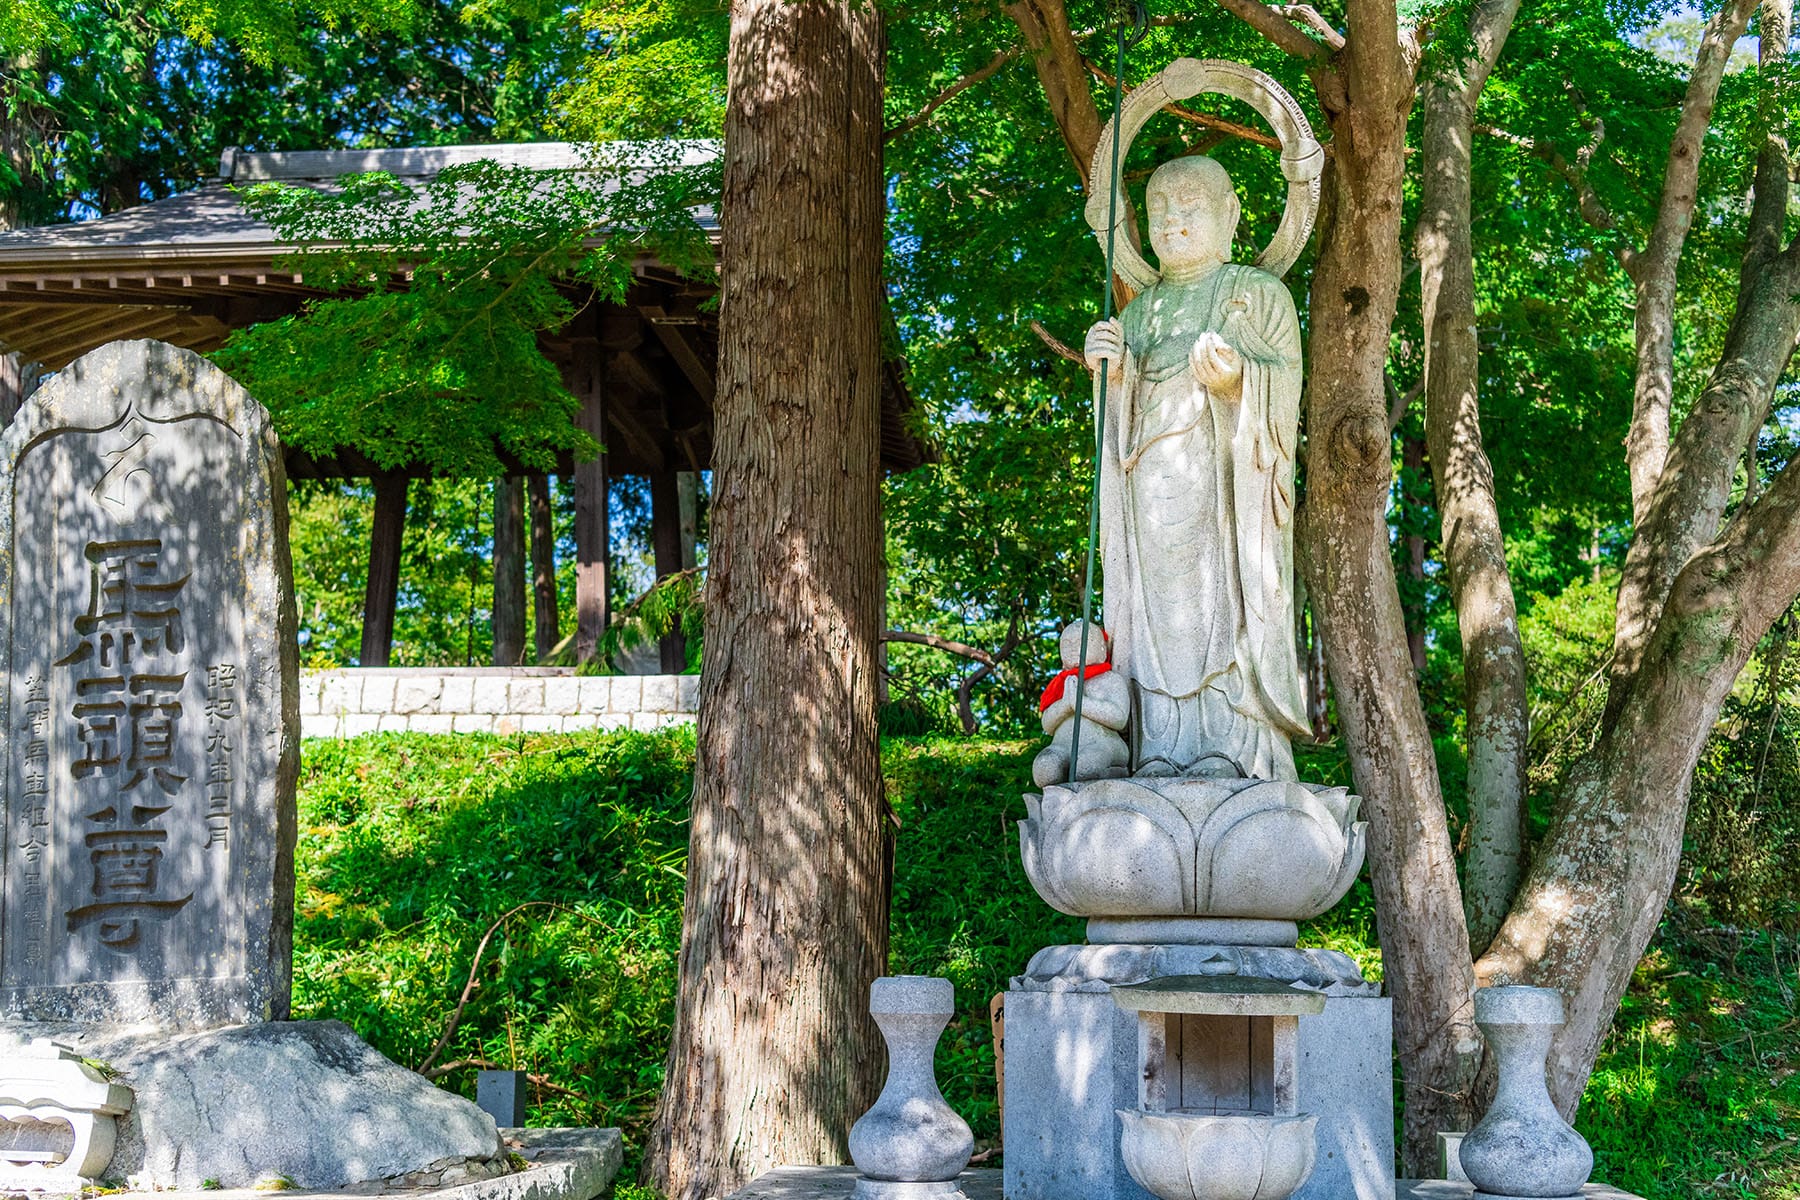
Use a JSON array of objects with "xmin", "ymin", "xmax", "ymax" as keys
[
  {"xmin": 848, "ymin": 976, "xmax": 973, "ymax": 1200},
  {"xmin": 1111, "ymin": 976, "xmax": 1324, "ymax": 1200},
  {"xmin": 0, "ymin": 1041, "xmax": 134, "ymax": 1190}
]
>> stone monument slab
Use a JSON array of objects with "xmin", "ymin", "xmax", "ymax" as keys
[{"xmin": 0, "ymin": 339, "xmax": 299, "ymax": 1027}]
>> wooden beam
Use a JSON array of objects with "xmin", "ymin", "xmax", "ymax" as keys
[
  {"xmin": 492, "ymin": 474, "xmax": 528, "ymax": 666},
  {"xmin": 360, "ymin": 476, "xmax": 408, "ymax": 667},
  {"xmin": 641, "ymin": 305, "xmax": 717, "ymax": 404},
  {"xmin": 572, "ymin": 338, "xmax": 612, "ymax": 664},
  {"xmin": 25, "ymin": 311, "xmax": 187, "ymax": 368}
]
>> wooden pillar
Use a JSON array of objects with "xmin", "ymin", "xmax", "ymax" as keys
[
  {"xmin": 677, "ymin": 470, "xmax": 699, "ymax": 570},
  {"xmin": 572, "ymin": 338, "xmax": 611, "ymax": 663},
  {"xmin": 0, "ymin": 353, "xmax": 41, "ymax": 427},
  {"xmin": 651, "ymin": 467, "xmax": 686, "ymax": 672},
  {"xmin": 360, "ymin": 476, "xmax": 408, "ymax": 667},
  {"xmin": 492, "ymin": 474, "xmax": 528, "ymax": 666},
  {"xmin": 528, "ymin": 472, "xmax": 559, "ymax": 662}
]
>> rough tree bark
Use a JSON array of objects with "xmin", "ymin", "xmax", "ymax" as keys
[
  {"xmin": 1414, "ymin": 0, "xmax": 1526, "ymax": 955},
  {"xmin": 492, "ymin": 475, "xmax": 527, "ymax": 666},
  {"xmin": 1478, "ymin": 0, "xmax": 1800, "ymax": 1112},
  {"xmin": 643, "ymin": 1, "xmax": 890, "ymax": 1196}
]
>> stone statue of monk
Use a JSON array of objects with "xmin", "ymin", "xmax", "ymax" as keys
[{"xmin": 1082, "ymin": 154, "xmax": 1309, "ymax": 782}]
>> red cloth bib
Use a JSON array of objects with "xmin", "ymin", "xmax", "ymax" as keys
[{"xmin": 1040, "ymin": 663, "xmax": 1112, "ymax": 712}]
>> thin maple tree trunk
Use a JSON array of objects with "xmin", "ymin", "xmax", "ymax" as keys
[
  {"xmin": 1001, "ymin": 0, "xmax": 1141, "ymax": 306},
  {"xmin": 1619, "ymin": 0, "xmax": 1758, "ymax": 525},
  {"xmin": 1296, "ymin": 3, "xmax": 1483, "ymax": 1171},
  {"xmin": 1400, "ymin": 430, "xmax": 1429, "ymax": 674},
  {"xmin": 643, "ymin": 1, "xmax": 890, "ymax": 1195},
  {"xmin": 1608, "ymin": 0, "xmax": 1758, "ymax": 692},
  {"xmin": 1414, "ymin": 0, "xmax": 1527, "ymax": 955}
]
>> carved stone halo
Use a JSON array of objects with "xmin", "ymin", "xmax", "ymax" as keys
[{"xmin": 1085, "ymin": 58, "xmax": 1324, "ymax": 286}]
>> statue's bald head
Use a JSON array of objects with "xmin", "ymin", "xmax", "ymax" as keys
[{"xmin": 1146, "ymin": 156, "xmax": 1239, "ymax": 274}]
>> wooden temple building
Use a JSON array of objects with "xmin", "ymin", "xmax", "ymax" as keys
[{"xmin": 0, "ymin": 142, "xmax": 930, "ymax": 669}]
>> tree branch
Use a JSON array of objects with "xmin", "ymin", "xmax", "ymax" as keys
[
  {"xmin": 1030, "ymin": 320, "xmax": 1088, "ymax": 369},
  {"xmin": 955, "ymin": 605, "xmax": 1026, "ymax": 735},
  {"xmin": 882, "ymin": 630, "xmax": 996, "ymax": 666},
  {"xmin": 886, "ymin": 47, "xmax": 1022, "ymax": 142},
  {"xmin": 1476, "ymin": 121, "xmax": 1635, "ymax": 273},
  {"xmin": 1272, "ymin": 4, "xmax": 1345, "ymax": 50},
  {"xmin": 1742, "ymin": 0, "xmax": 1794, "ymax": 280},
  {"xmin": 1085, "ymin": 64, "xmax": 1283, "ymax": 149},
  {"xmin": 1386, "ymin": 372, "xmax": 1421, "ymax": 434},
  {"xmin": 1618, "ymin": 0, "xmax": 1760, "ymax": 522},
  {"xmin": 418, "ymin": 902, "xmax": 590, "ymax": 1075},
  {"xmin": 1213, "ymin": 0, "xmax": 1335, "ymax": 61}
]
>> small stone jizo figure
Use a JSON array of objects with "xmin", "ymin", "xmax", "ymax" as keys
[
  {"xmin": 1033, "ymin": 621, "xmax": 1129, "ymax": 787},
  {"xmin": 1084, "ymin": 156, "xmax": 1308, "ymax": 782}
]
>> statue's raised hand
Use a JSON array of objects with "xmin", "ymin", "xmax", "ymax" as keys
[
  {"xmin": 1084, "ymin": 318, "xmax": 1126, "ymax": 380},
  {"xmin": 1190, "ymin": 330, "xmax": 1244, "ymax": 396}
]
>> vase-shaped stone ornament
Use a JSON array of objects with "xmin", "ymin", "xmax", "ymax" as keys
[
  {"xmin": 1460, "ymin": 986, "xmax": 1593, "ymax": 1199},
  {"xmin": 848, "ymin": 976, "xmax": 973, "ymax": 1200}
]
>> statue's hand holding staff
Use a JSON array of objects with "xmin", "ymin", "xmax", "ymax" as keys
[
  {"xmin": 1190, "ymin": 330, "xmax": 1244, "ymax": 397},
  {"xmin": 1085, "ymin": 318, "xmax": 1127, "ymax": 381}
]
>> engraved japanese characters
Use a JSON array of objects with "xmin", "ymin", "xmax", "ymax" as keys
[{"xmin": 0, "ymin": 339, "xmax": 299, "ymax": 1027}]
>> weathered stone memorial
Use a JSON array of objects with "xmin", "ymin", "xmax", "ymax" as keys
[
  {"xmin": 0, "ymin": 338, "xmax": 298, "ymax": 1028},
  {"xmin": 0, "ymin": 341, "xmax": 620, "ymax": 1200}
]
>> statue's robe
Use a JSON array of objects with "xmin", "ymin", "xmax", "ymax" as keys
[{"xmin": 1099, "ymin": 261, "xmax": 1309, "ymax": 780}]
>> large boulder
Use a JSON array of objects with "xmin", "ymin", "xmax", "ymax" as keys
[{"xmin": 0, "ymin": 1020, "xmax": 505, "ymax": 1190}]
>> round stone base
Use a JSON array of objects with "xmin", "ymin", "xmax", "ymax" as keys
[
  {"xmin": 1087, "ymin": 917, "xmax": 1299, "ymax": 947},
  {"xmin": 1473, "ymin": 1193, "xmax": 1585, "ymax": 1200},
  {"xmin": 852, "ymin": 1180, "xmax": 968, "ymax": 1200}
]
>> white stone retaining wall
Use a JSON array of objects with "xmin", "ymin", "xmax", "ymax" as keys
[{"xmin": 299, "ymin": 668, "xmax": 699, "ymax": 739}]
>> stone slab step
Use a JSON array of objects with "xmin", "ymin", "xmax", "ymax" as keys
[
  {"xmin": 4, "ymin": 1129, "xmax": 621, "ymax": 1200},
  {"xmin": 725, "ymin": 1165, "xmax": 1649, "ymax": 1200}
]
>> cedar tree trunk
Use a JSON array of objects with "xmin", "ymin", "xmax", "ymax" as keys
[{"xmin": 643, "ymin": 2, "xmax": 890, "ymax": 1197}]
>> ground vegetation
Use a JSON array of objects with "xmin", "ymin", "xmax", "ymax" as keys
[{"xmin": 291, "ymin": 725, "xmax": 1800, "ymax": 1199}]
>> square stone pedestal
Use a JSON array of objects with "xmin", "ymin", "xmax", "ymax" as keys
[{"xmin": 1001, "ymin": 987, "xmax": 1393, "ymax": 1200}]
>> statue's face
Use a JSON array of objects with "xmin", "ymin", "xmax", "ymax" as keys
[{"xmin": 1146, "ymin": 158, "xmax": 1239, "ymax": 271}]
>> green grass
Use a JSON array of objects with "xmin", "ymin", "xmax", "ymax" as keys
[
  {"xmin": 292, "ymin": 729, "xmax": 1798, "ymax": 1198},
  {"xmin": 1577, "ymin": 920, "xmax": 1800, "ymax": 1197}
]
